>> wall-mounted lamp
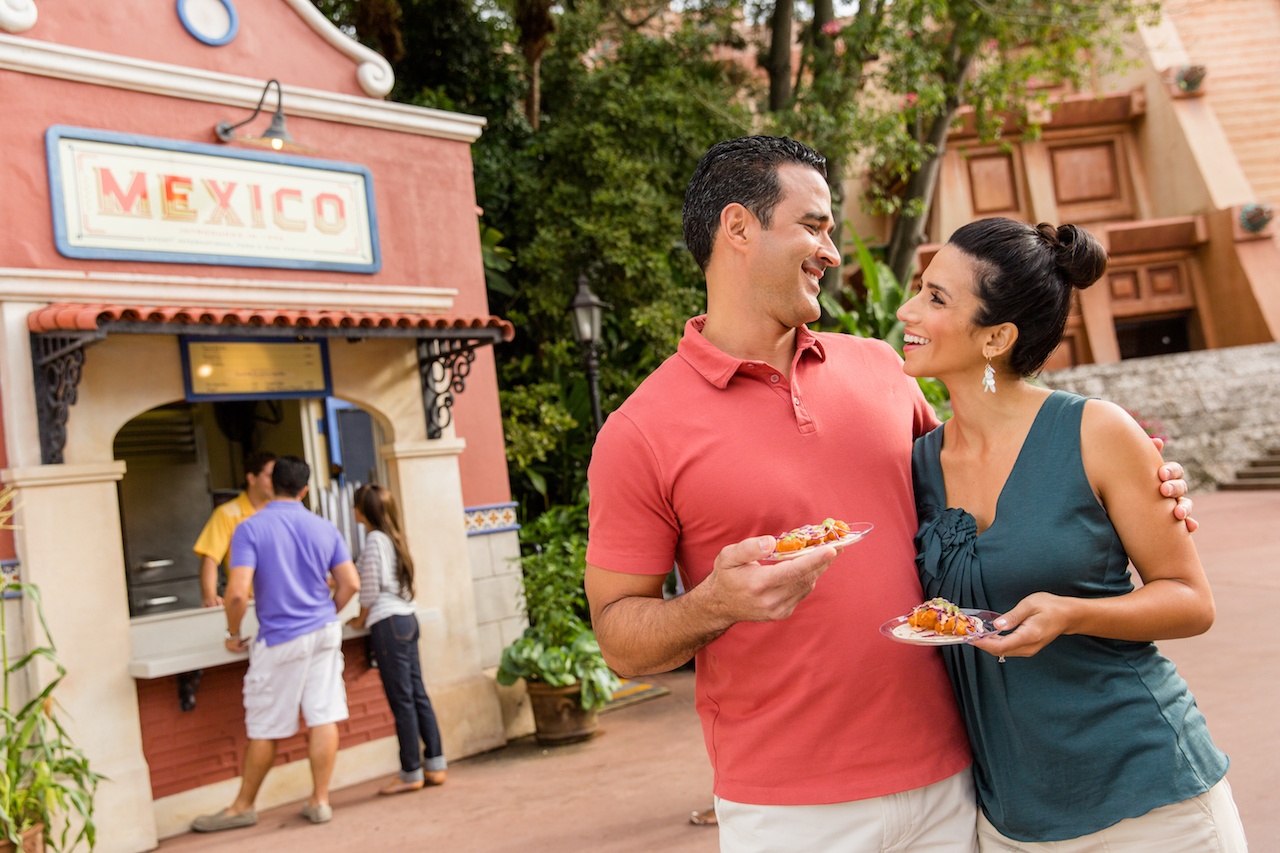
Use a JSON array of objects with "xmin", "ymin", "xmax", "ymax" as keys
[{"xmin": 215, "ymin": 79, "xmax": 298, "ymax": 151}]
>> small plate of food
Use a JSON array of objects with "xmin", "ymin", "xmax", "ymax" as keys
[
  {"xmin": 880, "ymin": 597, "xmax": 1001, "ymax": 645},
  {"xmin": 763, "ymin": 519, "xmax": 874, "ymax": 561}
]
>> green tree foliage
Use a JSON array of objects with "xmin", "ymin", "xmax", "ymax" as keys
[
  {"xmin": 310, "ymin": 0, "xmax": 1154, "ymax": 518},
  {"xmin": 312, "ymin": 0, "xmax": 751, "ymax": 513},
  {"xmin": 490, "ymin": 10, "xmax": 754, "ymax": 511},
  {"xmin": 766, "ymin": 0, "xmax": 1160, "ymax": 284}
]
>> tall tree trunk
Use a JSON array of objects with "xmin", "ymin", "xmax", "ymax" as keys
[
  {"xmin": 886, "ymin": 106, "xmax": 954, "ymax": 287},
  {"xmin": 525, "ymin": 58, "xmax": 541, "ymax": 130},
  {"xmin": 515, "ymin": 0, "xmax": 555, "ymax": 130},
  {"xmin": 887, "ymin": 49, "xmax": 975, "ymax": 286},
  {"xmin": 768, "ymin": 0, "xmax": 794, "ymax": 111}
]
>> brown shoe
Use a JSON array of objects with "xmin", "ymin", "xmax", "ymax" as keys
[
  {"xmin": 689, "ymin": 806, "xmax": 717, "ymax": 826},
  {"xmin": 378, "ymin": 779, "xmax": 426, "ymax": 796},
  {"xmin": 424, "ymin": 770, "xmax": 447, "ymax": 786}
]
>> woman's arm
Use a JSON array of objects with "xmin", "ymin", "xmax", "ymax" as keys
[
  {"xmin": 355, "ymin": 531, "xmax": 386, "ymax": 611},
  {"xmin": 972, "ymin": 399, "xmax": 1214, "ymax": 659}
]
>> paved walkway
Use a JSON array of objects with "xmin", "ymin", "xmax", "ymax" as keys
[{"xmin": 160, "ymin": 489, "xmax": 1279, "ymax": 852}]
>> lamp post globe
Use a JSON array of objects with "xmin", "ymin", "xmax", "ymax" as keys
[{"xmin": 569, "ymin": 276, "xmax": 608, "ymax": 434}]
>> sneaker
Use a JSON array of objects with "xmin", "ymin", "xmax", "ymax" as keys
[
  {"xmin": 301, "ymin": 802, "xmax": 333, "ymax": 824},
  {"xmin": 191, "ymin": 808, "xmax": 257, "ymax": 832}
]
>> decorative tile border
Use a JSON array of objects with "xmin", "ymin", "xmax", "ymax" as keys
[
  {"xmin": 1, "ymin": 560, "xmax": 20, "ymax": 597},
  {"xmin": 464, "ymin": 503, "xmax": 520, "ymax": 537}
]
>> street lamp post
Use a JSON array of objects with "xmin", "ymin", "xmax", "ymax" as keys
[{"xmin": 569, "ymin": 276, "xmax": 608, "ymax": 434}]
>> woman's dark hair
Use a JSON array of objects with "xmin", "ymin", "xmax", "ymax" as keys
[
  {"xmin": 270, "ymin": 455, "xmax": 310, "ymax": 497},
  {"xmin": 948, "ymin": 217, "xmax": 1108, "ymax": 376},
  {"xmin": 354, "ymin": 483, "xmax": 415, "ymax": 599},
  {"xmin": 682, "ymin": 136, "xmax": 827, "ymax": 271}
]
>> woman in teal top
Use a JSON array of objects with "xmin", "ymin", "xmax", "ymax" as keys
[{"xmin": 897, "ymin": 217, "xmax": 1246, "ymax": 851}]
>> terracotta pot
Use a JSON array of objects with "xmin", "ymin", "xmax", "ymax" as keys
[
  {"xmin": 525, "ymin": 681, "xmax": 599, "ymax": 745},
  {"xmin": 0, "ymin": 824, "xmax": 44, "ymax": 853}
]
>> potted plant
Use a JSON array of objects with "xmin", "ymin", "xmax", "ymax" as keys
[
  {"xmin": 1, "ymin": 486, "xmax": 103, "ymax": 852},
  {"xmin": 496, "ymin": 502, "xmax": 620, "ymax": 744}
]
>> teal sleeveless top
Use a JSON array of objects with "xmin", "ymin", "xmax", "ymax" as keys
[{"xmin": 911, "ymin": 391, "xmax": 1228, "ymax": 842}]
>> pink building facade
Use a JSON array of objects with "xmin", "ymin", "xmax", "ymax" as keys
[{"xmin": 0, "ymin": 2, "xmax": 531, "ymax": 847}]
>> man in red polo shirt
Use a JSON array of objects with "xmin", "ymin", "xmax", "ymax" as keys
[{"xmin": 584, "ymin": 136, "xmax": 1193, "ymax": 851}]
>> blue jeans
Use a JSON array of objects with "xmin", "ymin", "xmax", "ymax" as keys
[{"xmin": 368, "ymin": 614, "xmax": 446, "ymax": 781}]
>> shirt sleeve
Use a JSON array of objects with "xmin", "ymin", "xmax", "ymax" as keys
[
  {"xmin": 330, "ymin": 527, "xmax": 353, "ymax": 569},
  {"xmin": 356, "ymin": 531, "xmax": 386, "ymax": 609},
  {"xmin": 192, "ymin": 505, "xmax": 235, "ymax": 561},
  {"xmin": 585, "ymin": 411, "xmax": 681, "ymax": 575},
  {"xmin": 228, "ymin": 522, "xmax": 256, "ymax": 571}
]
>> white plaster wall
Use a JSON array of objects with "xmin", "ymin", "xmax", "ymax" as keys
[{"xmin": 467, "ymin": 528, "xmax": 526, "ymax": 669}]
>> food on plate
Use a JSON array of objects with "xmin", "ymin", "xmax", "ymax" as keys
[
  {"xmin": 773, "ymin": 518, "xmax": 853, "ymax": 554},
  {"xmin": 907, "ymin": 597, "xmax": 986, "ymax": 637}
]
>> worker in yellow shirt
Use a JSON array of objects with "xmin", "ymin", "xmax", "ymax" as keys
[{"xmin": 194, "ymin": 451, "xmax": 276, "ymax": 607}]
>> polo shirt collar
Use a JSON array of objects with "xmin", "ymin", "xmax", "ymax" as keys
[{"xmin": 677, "ymin": 315, "xmax": 827, "ymax": 389}]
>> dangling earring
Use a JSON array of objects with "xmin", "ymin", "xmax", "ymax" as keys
[{"xmin": 982, "ymin": 359, "xmax": 996, "ymax": 394}]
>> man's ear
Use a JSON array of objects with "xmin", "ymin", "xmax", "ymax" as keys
[
  {"xmin": 298, "ymin": 483, "xmax": 310, "ymax": 502},
  {"xmin": 983, "ymin": 323, "xmax": 1019, "ymax": 360},
  {"xmin": 720, "ymin": 203, "xmax": 754, "ymax": 254}
]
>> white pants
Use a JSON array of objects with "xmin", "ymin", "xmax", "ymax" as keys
[
  {"xmin": 716, "ymin": 770, "xmax": 979, "ymax": 853},
  {"xmin": 243, "ymin": 621, "xmax": 347, "ymax": 740},
  {"xmin": 976, "ymin": 778, "xmax": 1248, "ymax": 852}
]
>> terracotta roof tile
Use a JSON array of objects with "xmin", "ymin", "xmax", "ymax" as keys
[{"xmin": 27, "ymin": 303, "xmax": 515, "ymax": 341}]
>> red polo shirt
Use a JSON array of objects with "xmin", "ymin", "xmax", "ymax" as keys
[{"xmin": 587, "ymin": 316, "xmax": 971, "ymax": 805}]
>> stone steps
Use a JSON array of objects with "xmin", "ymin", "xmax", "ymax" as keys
[{"xmin": 1218, "ymin": 448, "xmax": 1280, "ymax": 491}]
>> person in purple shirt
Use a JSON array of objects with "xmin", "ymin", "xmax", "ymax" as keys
[{"xmin": 192, "ymin": 456, "xmax": 360, "ymax": 832}]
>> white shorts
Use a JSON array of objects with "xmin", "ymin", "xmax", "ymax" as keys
[
  {"xmin": 976, "ymin": 778, "xmax": 1248, "ymax": 852},
  {"xmin": 716, "ymin": 769, "xmax": 978, "ymax": 853},
  {"xmin": 243, "ymin": 621, "xmax": 348, "ymax": 740}
]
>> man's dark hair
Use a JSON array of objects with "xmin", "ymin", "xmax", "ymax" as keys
[
  {"xmin": 682, "ymin": 136, "xmax": 827, "ymax": 271},
  {"xmin": 243, "ymin": 450, "xmax": 276, "ymax": 478},
  {"xmin": 270, "ymin": 456, "xmax": 311, "ymax": 498}
]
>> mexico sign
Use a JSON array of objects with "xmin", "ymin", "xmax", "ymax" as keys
[{"xmin": 46, "ymin": 125, "xmax": 381, "ymax": 273}]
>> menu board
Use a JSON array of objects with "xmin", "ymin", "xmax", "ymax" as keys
[{"xmin": 182, "ymin": 338, "xmax": 332, "ymax": 400}]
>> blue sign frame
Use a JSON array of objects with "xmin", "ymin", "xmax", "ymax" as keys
[
  {"xmin": 180, "ymin": 335, "xmax": 334, "ymax": 402},
  {"xmin": 46, "ymin": 125, "xmax": 382, "ymax": 274}
]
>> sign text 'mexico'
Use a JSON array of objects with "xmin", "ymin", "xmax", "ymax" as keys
[{"xmin": 47, "ymin": 126, "xmax": 381, "ymax": 273}]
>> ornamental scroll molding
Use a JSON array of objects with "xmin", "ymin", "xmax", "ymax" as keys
[
  {"xmin": 280, "ymin": 0, "xmax": 394, "ymax": 97},
  {"xmin": 0, "ymin": 0, "xmax": 37, "ymax": 34},
  {"xmin": 30, "ymin": 332, "xmax": 101, "ymax": 465},
  {"xmin": 417, "ymin": 337, "xmax": 481, "ymax": 440}
]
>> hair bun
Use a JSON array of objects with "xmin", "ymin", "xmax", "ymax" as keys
[{"xmin": 1046, "ymin": 223, "xmax": 1107, "ymax": 291}]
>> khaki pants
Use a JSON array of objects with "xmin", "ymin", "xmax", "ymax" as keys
[
  {"xmin": 716, "ymin": 770, "xmax": 978, "ymax": 853},
  {"xmin": 977, "ymin": 778, "xmax": 1248, "ymax": 852}
]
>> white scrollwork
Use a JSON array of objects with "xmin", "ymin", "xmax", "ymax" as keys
[
  {"xmin": 0, "ymin": 0, "xmax": 38, "ymax": 34},
  {"xmin": 280, "ymin": 0, "xmax": 394, "ymax": 98}
]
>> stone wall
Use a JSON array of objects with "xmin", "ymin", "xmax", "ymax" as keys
[{"xmin": 1043, "ymin": 342, "xmax": 1280, "ymax": 492}]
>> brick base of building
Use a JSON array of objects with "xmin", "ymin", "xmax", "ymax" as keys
[{"xmin": 137, "ymin": 637, "xmax": 394, "ymax": 799}]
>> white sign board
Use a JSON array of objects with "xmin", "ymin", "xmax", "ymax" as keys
[{"xmin": 47, "ymin": 126, "xmax": 381, "ymax": 273}]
